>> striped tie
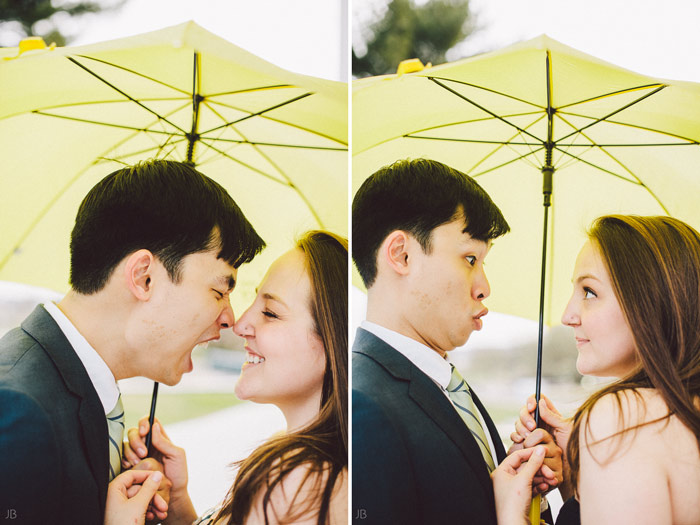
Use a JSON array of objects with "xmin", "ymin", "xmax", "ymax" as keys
[
  {"xmin": 447, "ymin": 365, "xmax": 496, "ymax": 472},
  {"xmin": 107, "ymin": 394, "xmax": 125, "ymax": 481}
]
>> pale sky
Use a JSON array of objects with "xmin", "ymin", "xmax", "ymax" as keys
[
  {"xmin": 38, "ymin": 0, "xmax": 348, "ymax": 81},
  {"xmin": 354, "ymin": 0, "xmax": 700, "ymax": 82}
]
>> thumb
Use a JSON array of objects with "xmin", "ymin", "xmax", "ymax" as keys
[
  {"xmin": 520, "ymin": 446, "xmax": 546, "ymax": 481},
  {"xmin": 538, "ymin": 399, "xmax": 563, "ymax": 428},
  {"xmin": 151, "ymin": 422, "xmax": 178, "ymax": 456},
  {"xmin": 133, "ymin": 471, "xmax": 163, "ymax": 507}
]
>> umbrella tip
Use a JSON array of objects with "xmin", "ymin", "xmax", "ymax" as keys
[
  {"xmin": 396, "ymin": 58, "xmax": 429, "ymax": 76},
  {"xmin": 4, "ymin": 37, "xmax": 56, "ymax": 61}
]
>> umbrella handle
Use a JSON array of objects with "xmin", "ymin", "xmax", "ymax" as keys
[
  {"xmin": 144, "ymin": 382, "xmax": 159, "ymax": 455},
  {"xmin": 529, "ymin": 494, "xmax": 542, "ymax": 525}
]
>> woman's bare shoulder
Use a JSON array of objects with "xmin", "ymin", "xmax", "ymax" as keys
[
  {"xmin": 329, "ymin": 468, "xmax": 348, "ymax": 525},
  {"xmin": 582, "ymin": 388, "xmax": 696, "ymax": 459},
  {"xmin": 245, "ymin": 462, "xmax": 345, "ymax": 525}
]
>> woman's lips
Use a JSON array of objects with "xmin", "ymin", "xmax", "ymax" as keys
[{"xmin": 243, "ymin": 348, "xmax": 266, "ymax": 366}]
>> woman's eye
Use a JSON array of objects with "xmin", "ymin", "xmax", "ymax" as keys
[
  {"xmin": 465, "ymin": 255, "xmax": 476, "ymax": 266},
  {"xmin": 583, "ymin": 287, "xmax": 597, "ymax": 299},
  {"xmin": 213, "ymin": 289, "xmax": 224, "ymax": 299},
  {"xmin": 262, "ymin": 310, "xmax": 279, "ymax": 319}
]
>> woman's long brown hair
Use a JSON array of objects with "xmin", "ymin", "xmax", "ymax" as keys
[
  {"xmin": 567, "ymin": 215, "xmax": 700, "ymax": 495},
  {"xmin": 217, "ymin": 230, "xmax": 348, "ymax": 524}
]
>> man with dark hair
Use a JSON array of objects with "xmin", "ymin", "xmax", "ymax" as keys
[
  {"xmin": 0, "ymin": 160, "xmax": 265, "ymax": 524},
  {"xmin": 351, "ymin": 159, "xmax": 559, "ymax": 524}
]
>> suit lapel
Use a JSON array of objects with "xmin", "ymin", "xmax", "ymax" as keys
[
  {"xmin": 22, "ymin": 305, "xmax": 110, "ymax": 511},
  {"xmin": 354, "ymin": 329, "xmax": 494, "ymax": 497}
]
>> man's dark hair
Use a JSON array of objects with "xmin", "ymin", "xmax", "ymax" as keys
[
  {"xmin": 70, "ymin": 159, "xmax": 266, "ymax": 294},
  {"xmin": 352, "ymin": 158, "xmax": 510, "ymax": 287}
]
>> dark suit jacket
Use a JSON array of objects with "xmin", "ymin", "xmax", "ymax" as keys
[
  {"xmin": 352, "ymin": 328, "xmax": 507, "ymax": 525},
  {"xmin": 0, "ymin": 305, "xmax": 109, "ymax": 524}
]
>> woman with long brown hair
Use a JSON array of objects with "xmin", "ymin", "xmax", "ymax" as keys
[
  {"xmin": 113, "ymin": 230, "xmax": 347, "ymax": 525},
  {"xmin": 497, "ymin": 215, "xmax": 700, "ymax": 524}
]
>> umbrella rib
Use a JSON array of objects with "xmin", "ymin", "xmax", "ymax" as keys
[
  {"xmin": 98, "ymin": 136, "xmax": 187, "ymax": 163},
  {"xmin": 403, "ymin": 110, "xmax": 545, "ymax": 138},
  {"xmin": 470, "ymin": 146, "xmax": 545, "ymax": 178},
  {"xmin": 554, "ymin": 147, "xmax": 644, "ymax": 185},
  {"xmin": 198, "ymin": 136, "xmax": 346, "ymax": 151},
  {"xmin": 404, "ymin": 136, "xmax": 543, "ymax": 146},
  {"xmin": 74, "ymin": 54, "xmax": 192, "ymax": 96},
  {"xmin": 202, "ymin": 92, "xmax": 314, "ymax": 134},
  {"xmin": 429, "ymin": 78, "xmax": 544, "ymax": 144},
  {"xmin": 0, "ymin": 141, "xmax": 126, "ymax": 272},
  {"xmin": 555, "ymin": 85, "xmax": 667, "ymax": 143},
  {"xmin": 552, "ymin": 117, "xmax": 671, "ymax": 215},
  {"xmin": 556, "ymin": 83, "xmax": 666, "ymax": 110},
  {"xmin": 211, "ymin": 120, "xmax": 325, "ymax": 228},
  {"xmin": 407, "ymin": 112, "xmax": 548, "ymax": 173},
  {"xmin": 196, "ymin": 138, "xmax": 290, "ymax": 185},
  {"xmin": 553, "ymin": 141, "xmax": 697, "ymax": 147},
  {"xmin": 557, "ymin": 110, "xmax": 700, "ymax": 145},
  {"xmin": 67, "ymin": 56, "xmax": 188, "ymax": 135},
  {"xmin": 204, "ymin": 84, "xmax": 297, "ymax": 97},
  {"xmin": 205, "ymin": 98, "xmax": 348, "ymax": 146},
  {"xmin": 3, "ymin": 94, "xmax": 194, "ymax": 272},
  {"xmin": 426, "ymin": 75, "xmax": 545, "ymax": 110},
  {"xmin": 556, "ymin": 145, "xmax": 672, "ymax": 215},
  {"xmin": 32, "ymin": 111, "xmax": 186, "ymax": 137},
  {"xmin": 1, "ymin": 97, "xmax": 191, "ymax": 120}
]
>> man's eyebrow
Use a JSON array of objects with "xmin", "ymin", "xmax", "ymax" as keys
[{"xmin": 216, "ymin": 275, "xmax": 236, "ymax": 291}]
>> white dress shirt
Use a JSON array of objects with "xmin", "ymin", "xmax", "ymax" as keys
[
  {"xmin": 44, "ymin": 301, "xmax": 121, "ymax": 415},
  {"xmin": 360, "ymin": 320, "xmax": 499, "ymax": 462}
]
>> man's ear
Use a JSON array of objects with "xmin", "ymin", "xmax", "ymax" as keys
[
  {"xmin": 381, "ymin": 230, "xmax": 412, "ymax": 277},
  {"xmin": 124, "ymin": 249, "xmax": 156, "ymax": 301}
]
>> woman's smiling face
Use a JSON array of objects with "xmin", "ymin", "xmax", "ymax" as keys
[
  {"xmin": 561, "ymin": 240, "xmax": 638, "ymax": 378},
  {"xmin": 233, "ymin": 249, "xmax": 326, "ymax": 415}
]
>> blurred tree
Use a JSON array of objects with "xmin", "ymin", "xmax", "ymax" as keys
[
  {"xmin": 353, "ymin": 0, "xmax": 473, "ymax": 78},
  {"xmin": 0, "ymin": 0, "xmax": 124, "ymax": 47}
]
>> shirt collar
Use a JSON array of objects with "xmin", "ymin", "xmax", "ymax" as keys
[
  {"xmin": 44, "ymin": 301, "xmax": 120, "ymax": 415},
  {"xmin": 361, "ymin": 320, "xmax": 452, "ymax": 390}
]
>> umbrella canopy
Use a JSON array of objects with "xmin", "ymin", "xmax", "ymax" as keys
[
  {"xmin": 353, "ymin": 34, "xmax": 700, "ymax": 325},
  {"xmin": 0, "ymin": 22, "xmax": 347, "ymax": 311}
]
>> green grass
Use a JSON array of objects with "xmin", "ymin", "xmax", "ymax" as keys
[{"xmin": 122, "ymin": 393, "xmax": 242, "ymax": 431}]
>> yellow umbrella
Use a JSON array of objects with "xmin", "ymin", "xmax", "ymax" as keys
[
  {"xmin": 354, "ymin": 34, "xmax": 700, "ymax": 325},
  {"xmin": 1, "ymin": 21, "xmax": 348, "ymax": 312}
]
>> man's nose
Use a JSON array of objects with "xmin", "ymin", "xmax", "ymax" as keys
[
  {"xmin": 218, "ymin": 297, "xmax": 235, "ymax": 329},
  {"xmin": 474, "ymin": 266, "xmax": 490, "ymax": 300}
]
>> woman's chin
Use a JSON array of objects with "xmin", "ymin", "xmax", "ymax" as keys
[{"xmin": 234, "ymin": 379, "xmax": 250, "ymax": 401}]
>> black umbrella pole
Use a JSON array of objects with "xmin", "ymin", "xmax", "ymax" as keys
[
  {"xmin": 145, "ymin": 382, "xmax": 159, "ymax": 455},
  {"xmin": 534, "ymin": 166, "xmax": 553, "ymax": 426}
]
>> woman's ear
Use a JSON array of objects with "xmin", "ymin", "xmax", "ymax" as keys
[{"xmin": 124, "ymin": 249, "xmax": 156, "ymax": 301}]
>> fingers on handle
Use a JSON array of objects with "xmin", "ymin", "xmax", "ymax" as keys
[
  {"xmin": 521, "ymin": 446, "xmax": 546, "ymax": 479},
  {"xmin": 134, "ymin": 471, "xmax": 164, "ymax": 506},
  {"xmin": 151, "ymin": 422, "xmax": 182, "ymax": 460},
  {"xmin": 538, "ymin": 399, "xmax": 565, "ymax": 429},
  {"xmin": 128, "ymin": 427, "xmax": 148, "ymax": 458},
  {"xmin": 501, "ymin": 446, "xmax": 536, "ymax": 471},
  {"xmin": 151, "ymin": 422, "xmax": 174, "ymax": 453},
  {"xmin": 122, "ymin": 440, "xmax": 142, "ymax": 467},
  {"xmin": 520, "ymin": 404, "xmax": 537, "ymax": 431}
]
